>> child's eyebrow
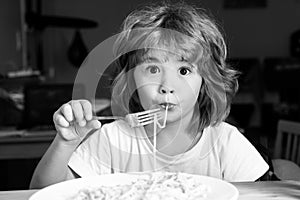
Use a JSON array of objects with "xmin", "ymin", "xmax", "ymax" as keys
[
  {"xmin": 140, "ymin": 56, "xmax": 194, "ymax": 66},
  {"xmin": 142, "ymin": 56, "xmax": 188, "ymax": 63},
  {"xmin": 141, "ymin": 57, "xmax": 162, "ymax": 63},
  {"xmin": 180, "ymin": 56, "xmax": 189, "ymax": 62}
]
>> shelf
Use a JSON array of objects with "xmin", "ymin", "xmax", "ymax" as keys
[
  {"xmin": 0, "ymin": 76, "xmax": 41, "ymax": 85},
  {"xmin": 0, "ymin": 76, "xmax": 42, "ymax": 91},
  {"xmin": 26, "ymin": 13, "xmax": 98, "ymax": 29}
]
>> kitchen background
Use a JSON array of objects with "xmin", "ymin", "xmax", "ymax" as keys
[{"xmin": 1, "ymin": 0, "xmax": 300, "ymax": 190}]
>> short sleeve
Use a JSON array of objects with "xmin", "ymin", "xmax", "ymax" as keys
[
  {"xmin": 68, "ymin": 129, "xmax": 112, "ymax": 177},
  {"xmin": 220, "ymin": 127, "xmax": 269, "ymax": 182}
]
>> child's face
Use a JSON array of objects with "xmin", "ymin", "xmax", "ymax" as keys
[{"xmin": 133, "ymin": 49, "xmax": 203, "ymax": 124}]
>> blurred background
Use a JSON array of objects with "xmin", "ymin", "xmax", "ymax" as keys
[{"xmin": 1, "ymin": 0, "xmax": 300, "ymax": 190}]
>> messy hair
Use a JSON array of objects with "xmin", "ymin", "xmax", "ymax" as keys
[{"xmin": 111, "ymin": 2, "xmax": 239, "ymax": 131}]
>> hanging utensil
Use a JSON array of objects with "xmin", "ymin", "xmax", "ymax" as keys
[{"xmin": 67, "ymin": 30, "xmax": 88, "ymax": 68}]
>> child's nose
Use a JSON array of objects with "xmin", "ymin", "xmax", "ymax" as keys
[
  {"xmin": 159, "ymin": 68, "xmax": 176, "ymax": 94},
  {"xmin": 159, "ymin": 85, "xmax": 174, "ymax": 94}
]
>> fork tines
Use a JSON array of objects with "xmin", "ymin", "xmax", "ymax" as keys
[{"xmin": 126, "ymin": 108, "xmax": 162, "ymax": 127}]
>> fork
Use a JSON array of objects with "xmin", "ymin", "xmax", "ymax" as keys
[{"xmin": 93, "ymin": 108, "xmax": 163, "ymax": 127}]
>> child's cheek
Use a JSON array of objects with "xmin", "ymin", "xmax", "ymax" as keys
[{"xmin": 136, "ymin": 86, "xmax": 157, "ymax": 107}]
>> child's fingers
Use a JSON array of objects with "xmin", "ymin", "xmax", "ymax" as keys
[
  {"xmin": 81, "ymin": 100, "xmax": 93, "ymax": 121},
  {"xmin": 53, "ymin": 112, "xmax": 70, "ymax": 127},
  {"xmin": 61, "ymin": 103, "xmax": 74, "ymax": 122},
  {"xmin": 87, "ymin": 120, "xmax": 101, "ymax": 129},
  {"xmin": 70, "ymin": 101, "xmax": 86, "ymax": 127}
]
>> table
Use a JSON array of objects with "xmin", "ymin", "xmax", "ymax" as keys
[
  {"xmin": 0, "ymin": 98, "xmax": 110, "ymax": 160},
  {"xmin": 234, "ymin": 181, "xmax": 300, "ymax": 200},
  {"xmin": 0, "ymin": 130, "xmax": 55, "ymax": 160},
  {"xmin": 0, "ymin": 131, "xmax": 55, "ymax": 190},
  {"xmin": 0, "ymin": 181, "xmax": 299, "ymax": 200}
]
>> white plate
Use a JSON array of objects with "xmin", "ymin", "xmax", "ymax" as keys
[{"xmin": 29, "ymin": 173, "xmax": 239, "ymax": 200}]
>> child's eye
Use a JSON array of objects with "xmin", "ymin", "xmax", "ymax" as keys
[
  {"xmin": 179, "ymin": 67, "xmax": 192, "ymax": 75},
  {"xmin": 146, "ymin": 65, "xmax": 160, "ymax": 74}
]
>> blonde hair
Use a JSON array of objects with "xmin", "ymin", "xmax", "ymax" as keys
[{"xmin": 111, "ymin": 2, "xmax": 239, "ymax": 131}]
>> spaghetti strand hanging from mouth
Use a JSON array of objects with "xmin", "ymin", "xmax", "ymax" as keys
[
  {"xmin": 157, "ymin": 95, "xmax": 169, "ymax": 129},
  {"xmin": 153, "ymin": 96, "xmax": 169, "ymax": 170},
  {"xmin": 153, "ymin": 114, "xmax": 157, "ymax": 170},
  {"xmin": 156, "ymin": 105, "xmax": 168, "ymax": 129}
]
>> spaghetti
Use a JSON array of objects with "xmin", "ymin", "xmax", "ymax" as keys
[
  {"xmin": 70, "ymin": 172, "xmax": 211, "ymax": 200},
  {"xmin": 153, "ymin": 96, "xmax": 169, "ymax": 170}
]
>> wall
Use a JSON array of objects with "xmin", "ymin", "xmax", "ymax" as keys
[
  {"xmin": 1, "ymin": 0, "xmax": 300, "ymax": 83},
  {"xmin": 216, "ymin": 0, "xmax": 300, "ymax": 58}
]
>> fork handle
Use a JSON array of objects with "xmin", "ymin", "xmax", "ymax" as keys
[{"xmin": 93, "ymin": 116, "xmax": 122, "ymax": 120}]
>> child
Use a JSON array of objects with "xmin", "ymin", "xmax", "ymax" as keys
[{"xmin": 30, "ymin": 2, "xmax": 269, "ymax": 189}]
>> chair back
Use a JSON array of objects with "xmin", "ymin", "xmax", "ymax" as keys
[{"xmin": 274, "ymin": 120, "xmax": 300, "ymax": 165}]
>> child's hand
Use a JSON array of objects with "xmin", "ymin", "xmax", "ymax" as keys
[{"xmin": 53, "ymin": 100, "xmax": 101, "ymax": 142}]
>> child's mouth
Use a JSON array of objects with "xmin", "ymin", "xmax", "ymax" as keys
[{"xmin": 159, "ymin": 103, "xmax": 175, "ymax": 110}]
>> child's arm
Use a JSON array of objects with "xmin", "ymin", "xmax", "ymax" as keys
[{"xmin": 29, "ymin": 100, "xmax": 101, "ymax": 189}]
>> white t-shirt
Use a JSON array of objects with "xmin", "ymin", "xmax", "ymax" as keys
[{"xmin": 68, "ymin": 120, "xmax": 269, "ymax": 182}]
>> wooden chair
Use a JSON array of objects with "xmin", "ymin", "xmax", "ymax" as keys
[
  {"xmin": 274, "ymin": 120, "xmax": 300, "ymax": 165},
  {"xmin": 272, "ymin": 120, "xmax": 300, "ymax": 181}
]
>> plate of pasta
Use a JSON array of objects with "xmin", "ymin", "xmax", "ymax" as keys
[{"xmin": 29, "ymin": 172, "xmax": 239, "ymax": 200}]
